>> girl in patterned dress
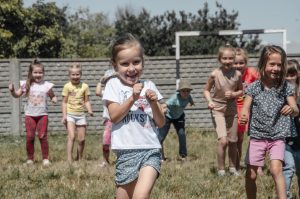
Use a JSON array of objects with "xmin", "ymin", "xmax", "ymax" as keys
[{"xmin": 240, "ymin": 45, "xmax": 299, "ymax": 199}]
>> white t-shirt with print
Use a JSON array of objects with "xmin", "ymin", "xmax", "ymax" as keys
[
  {"xmin": 103, "ymin": 78, "xmax": 163, "ymax": 150},
  {"xmin": 20, "ymin": 80, "xmax": 54, "ymax": 116}
]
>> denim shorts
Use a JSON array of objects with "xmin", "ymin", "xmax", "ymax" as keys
[{"xmin": 115, "ymin": 148, "xmax": 161, "ymax": 185}]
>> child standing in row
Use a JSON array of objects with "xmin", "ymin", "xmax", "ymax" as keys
[
  {"xmin": 240, "ymin": 45, "xmax": 299, "ymax": 199},
  {"xmin": 103, "ymin": 34, "xmax": 165, "ymax": 199},
  {"xmin": 233, "ymin": 48, "xmax": 259, "ymax": 171},
  {"xmin": 9, "ymin": 59, "xmax": 57, "ymax": 165},
  {"xmin": 283, "ymin": 59, "xmax": 300, "ymax": 199},
  {"xmin": 203, "ymin": 45, "xmax": 243, "ymax": 176},
  {"xmin": 96, "ymin": 68, "xmax": 116, "ymax": 167},
  {"xmin": 61, "ymin": 63, "xmax": 93, "ymax": 162},
  {"xmin": 158, "ymin": 79, "xmax": 194, "ymax": 161}
]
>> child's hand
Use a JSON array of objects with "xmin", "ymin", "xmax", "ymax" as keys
[
  {"xmin": 132, "ymin": 82, "xmax": 143, "ymax": 101},
  {"xmin": 239, "ymin": 112, "xmax": 248, "ymax": 125},
  {"xmin": 51, "ymin": 96, "xmax": 57, "ymax": 104},
  {"xmin": 88, "ymin": 111, "xmax": 94, "ymax": 117},
  {"xmin": 145, "ymin": 89, "xmax": 157, "ymax": 103},
  {"xmin": 224, "ymin": 91, "xmax": 234, "ymax": 99},
  {"xmin": 8, "ymin": 83, "xmax": 14, "ymax": 92},
  {"xmin": 207, "ymin": 101, "xmax": 215, "ymax": 109},
  {"xmin": 280, "ymin": 105, "xmax": 294, "ymax": 116},
  {"xmin": 61, "ymin": 116, "xmax": 67, "ymax": 125},
  {"xmin": 161, "ymin": 103, "xmax": 167, "ymax": 115}
]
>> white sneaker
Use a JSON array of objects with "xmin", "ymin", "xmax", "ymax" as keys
[
  {"xmin": 217, "ymin": 169, "xmax": 226, "ymax": 176},
  {"xmin": 26, "ymin": 159, "xmax": 34, "ymax": 165},
  {"xmin": 42, "ymin": 159, "xmax": 51, "ymax": 166},
  {"xmin": 99, "ymin": 161, "xmax": 108, "ymax": 168},
  {"xmin": 229, "ymin": 167, "xmax": 240, "ymax": 176}
]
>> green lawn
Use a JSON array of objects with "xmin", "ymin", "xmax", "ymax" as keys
[{"xmin": 0, "ymin": 130, "xmax": 298, "ymax": 199}]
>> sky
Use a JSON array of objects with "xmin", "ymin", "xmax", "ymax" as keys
[{"xmin": 23, "ymin": 0, "xmax": 300, "ymax": 54}]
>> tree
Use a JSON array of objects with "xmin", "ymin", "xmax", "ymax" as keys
[
  {"xmin": 22, "ymin": 0, "xmax": 67, "ymax": 58},
  {"xmin": 0, "ymin": 0, "xmax": 68, "ymax": 58},
  {"xmin": 63, "ymin": 8, "xmax": 115, "ymax": 58},
  {"xmin": 114, "ymin": 2, "xmax": 261, "ymax": 56},
  {"xmin": 0, "ymin": 0, "xmax": 27, "ymax": 58}
]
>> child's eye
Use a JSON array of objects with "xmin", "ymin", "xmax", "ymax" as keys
[
  {"xmin": 120, "ymin": 62, "xmax": 129, "ymax": 67},
  {"xmin": 133, "ymin": 60, "xmax": 141, "ymax": 65}
]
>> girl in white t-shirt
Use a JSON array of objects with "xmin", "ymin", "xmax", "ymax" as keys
[
  {"xmin": 103, "ymin": 34, "xmax": 165, "ymax": 199},
  {"xmin": 9, "ymin": 59, "xmax": 57, "ymax": 166}
]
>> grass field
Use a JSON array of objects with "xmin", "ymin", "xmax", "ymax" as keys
[{"xmin": 0, "ymin": 129, "xmax": 298, "ymax": 199}]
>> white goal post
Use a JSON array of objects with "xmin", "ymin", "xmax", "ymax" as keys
[{"xmin": 174, "ymin": 29, "xmax": 287, "ymax": 87}]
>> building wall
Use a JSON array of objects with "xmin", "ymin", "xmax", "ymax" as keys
[{"xmin": 2, "ymin": 54, "xmax": 300, "ymax": 135}]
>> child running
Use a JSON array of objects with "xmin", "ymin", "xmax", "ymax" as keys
[
  {"xmin": 240, "ymin": 45, "xmax": 299, "ymax": 199},
  {"xmin": 9, "ymin": 59, "xmax": 57, "ymax": 166},
  {"xmin": 233, "ymin": 48, "xmax": 259, "ymax": 171},
  {"xmin": 102, "ymin": 34, "xmax": 165, "ymax": 199},
  {"xmin": 283, "ymin": 59, "xmax": 300, "ymax": 199},
  {"xmin": 96, "ymin": 68, "xmax": 116, "ymax": 167},
  {"xmin": 158, "ymin": 79, "xmax": 194, "ymax": 161},
  {"xmin": 61, "ymin": 63, "xmax": 93, "ymax": 162},
  {"xmin": 203, "ymin": 45, "xmax": 243, "ymax": 176}
]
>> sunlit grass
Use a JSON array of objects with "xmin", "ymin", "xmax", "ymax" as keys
[{"xmin": 0, "ymin": 130, "xmax": 298, "ymax": 199}]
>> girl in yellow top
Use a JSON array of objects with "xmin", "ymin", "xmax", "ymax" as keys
[{"xmin": 61, "ymin": 63, "xmax": 93, "ymax": 162}]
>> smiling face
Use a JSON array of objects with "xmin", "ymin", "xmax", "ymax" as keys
[
  {"xmin": 219, "ymin": 49, "xmax": 235, "ymax": 70},
  {"xmin": 264, "ymin": 53, "xmax": 282, "ymax": 83},
  {"xmin": 233, "ymin": 55, "xmax": 247, "ymax": 73},
  {"xmin": 32, "ymin": 65, "xmax": 44, "ymax": 83},
  {"xmin": 69, "ymin": 68, "xmax": 82, "ymax": 85},
  {"xmin": 112, "ymin": 45, "xmax": 143, "ymax": 86}
]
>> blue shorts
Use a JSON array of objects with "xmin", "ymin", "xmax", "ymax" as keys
[{"xmin": 115, "ymin": 148, "xmax": 161, "ymax": 185}]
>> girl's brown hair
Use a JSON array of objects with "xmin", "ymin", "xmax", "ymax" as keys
[
  {"xmin": 110, "ymin": 33, "xmax": 144, "ymax": 64},
  {"xmin": 25, "ymin": 59, "xmax": 44, "ymax": 97},
  {"xmin": 287, "ymin": 59, "xmax": 300, "ymax": 95},
  {"xmin": 257, "ymin": 45, "xmax": 287, "ymax": 88}
]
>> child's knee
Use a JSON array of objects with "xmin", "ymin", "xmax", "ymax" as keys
[
  {"xmin": 218, "ymin": 137, "xmax": 228, "ymax": 146},
  {"xmin": 78, "ymin": 139, "xmax": 85, "ymax": 145},
  {"xmin": 103, "ymin": 144, "xmax": 110, "ymax": 152},
  {"xmin": 270, "ymin": 164, "xmax": 283, "ymax": 176},
  {"xmin": 246, "ymin": 167, "xmax": 257, "ymax": 181},
  {"xmin": 38, "ymin": 132, "xmax": 47, "ymax": 140},
  {"xmin": 68, "ymin": 135, "xmax": 75, "ymax": 141}
]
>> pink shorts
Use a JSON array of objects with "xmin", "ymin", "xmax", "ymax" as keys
[
  {"xmin": 245, "ymin": 138, "xmax": 285, "ymax": 167},
  {"xmin": 211, "ymin": 103, "xmax": 238, "ymax": 142},
  {"xmin": 102, "ymin": 119, "xmax": 112, "ymax": 145}
]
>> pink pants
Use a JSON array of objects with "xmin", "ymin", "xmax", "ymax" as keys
[
  {"xmin": 25, "ymin": 115, "xmax": 49, "ymax": 160},
  {"xmin": 102, "ymin": 119, "xmax": 112, "ymax": 146}
]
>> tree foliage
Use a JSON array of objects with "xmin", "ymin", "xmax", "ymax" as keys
[
  {"xmin": 115, "ymin": 2, "xmax": 261, "ymax": 56},
  {"xmin": 63, "ymin": 8, "xmax": 115, "ymax": 58},
  {"xmin": 0, "ymin": 1, "xmax": 261, "ymax": 58}
]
